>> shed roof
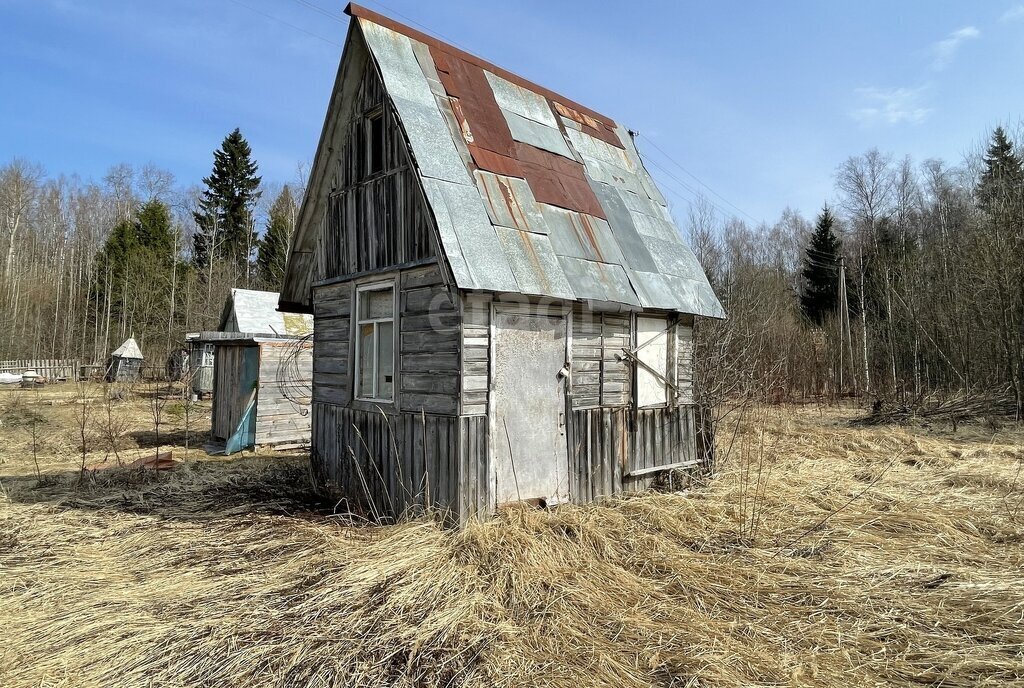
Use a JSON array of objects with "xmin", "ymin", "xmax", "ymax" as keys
[
  {"xmin": 221, "ymin": 289, "xmax": 314, "ymax": 336},
  {"xmin": 282, "ymin": 4, "xmax": 723, "ymax": 319},
  {"xmin": 111, "ymin": 337, "xmax": 143, "ymax": 360}
]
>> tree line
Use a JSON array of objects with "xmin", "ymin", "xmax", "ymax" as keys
[
  {"xmin": 0, "ymin": 128, "xmax": 301, "ymax": 368},
  {"xmin": 2, "ymin": 123, "xmax": 1021, "ymax": 411},
  {"xmin": 694, "ymin": 125, "xmax": 1024, "ymax": 414}
]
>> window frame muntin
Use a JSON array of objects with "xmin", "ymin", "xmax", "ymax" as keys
[{"xmin": 353, "ymin": 278, "xmax": 397, "ymax": 403}]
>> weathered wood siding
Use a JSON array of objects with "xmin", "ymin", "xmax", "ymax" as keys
[
  {"xmin": 568, "ymin": 407, "xmax": 628, "ymax": 502},
  {"xmin": 399, "ymin": 266, "xmax": 459, "ymax": 415},
  {"xmin": 211, "ymin": 345, "xmax": 254, "ymax": 441},
  {"xmin": 255, "ymin": 343, "xmax": 313, "ymax": 447},
  {"xmin": 0, "ymin": 359, "xmax": 79, "ymax": 380},
  {"xmin": 312, "ymin": 282, "xmax": 351, "ymax": 406},
  {"xmin": 311, "ymin": 403, "xmax": 489, "ymax": 524},
  {"xmin": 675, "ymin": 316, "xmax": 695, "ymax": 405},
  {"xmin": 626, "ymin": 405, "xmax": 697, "ymax": 490},
  {"xmin": 570, "ymin": 308, "xmax": 631, "ymax": 409},
  {"xmin": 461, "ymin": 294, "xmax": 490, "ymax": 415},
  {"xmin": 568, "ymin": 404, "xmax": 698, "ymax": 499},
  {"xmin": 320, "ymin": 51, "xmax": 435, "ymax": 280}
]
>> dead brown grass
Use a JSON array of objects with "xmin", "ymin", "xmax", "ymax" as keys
[{"xmin": 0, "ymin": 388, "xmax": 1022, "ymax": 687}]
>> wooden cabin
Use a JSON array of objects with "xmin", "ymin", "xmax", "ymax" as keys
[
  {"xmin": 197, "ymin": 332, "xmax": 313, "ymax": 455},
  {"xmin": 279, "ymin": 4, "xmax": 725, "ymax": 523},
  {"xmin": 187, "ymin": 289, "xmax": 313, "ymax": 398},
  {"xmin": 108, "ymin": 337, "xmax": 143, "ymax": 382}
]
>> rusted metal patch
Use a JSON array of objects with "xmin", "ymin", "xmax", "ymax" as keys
[
  {"xmin": 347, "ymin": 3, "xmax": 618, "ymax": 128},
  {"xmin": 431, "ymin": 47, "xmax": 517, "ymax": 159},
  {"xmin": 515, "ymin": 143, "xmax": 606, "ymax": 219},
  {"xmin": 553, "ymin": 101, "xmax": 623, "ymax": 149},
  {"xmin": 467, "ymin": 145, "xmax": 524, "ymax": 178}
]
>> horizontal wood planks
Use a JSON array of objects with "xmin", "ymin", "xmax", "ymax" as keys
[
  {"xmin": 675, "ymin": 317, "xmax": 695, "ymax": 405},
  {"xmin": 571, "ymin": 308, "xmax": 631, "ymax": 409},
  {"xmin": 460, "ymin": 294, "xmax": 490, "ymax": 415},
  {"xmin": 312, "ymin": 283, "xmax": 351, "ymax": 406},
  {"xmin": 399, "ymin": 266, "xmax": 459, "ymax": 415}
]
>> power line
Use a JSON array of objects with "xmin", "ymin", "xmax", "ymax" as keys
[
  {"xmin": 358, "ymin": 0, "xmax": 473, "ymax": 53},
  {"xmin": 635, "ymin": 135, "xmax": 758, "ymax": 224},
  {"xmin": 290, "ymin": 0, "xmax": 346, "ymax": 23},
  {"xmin": 225, "ymin": 0, "xmax": 343, "ymax": 47},
  {"xmin": 640, "ymin": 154, "xmax": 739, "ymax": 222}
]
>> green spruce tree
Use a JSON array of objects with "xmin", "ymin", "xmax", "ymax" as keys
[
  {"xmin": 193, "ymin": 128, "xmax": 262, "ymax": 272},
  {"xmin": 800, "ymin": 206, "xmax": 842, "ymax": 325},
  {"xmin": 976, "ymin": 126, "xmax": 1023, "ymax": 220},
  {"xmin": 256, "ymin": 185, "xmax": 296, "ymax": 290},
  {"xmin": 135, "ymin": 199, "xmax": 176, "ymax": 264}
]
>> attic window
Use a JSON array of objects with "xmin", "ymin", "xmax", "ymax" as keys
[
  {"xmin": 354, "ymin": 281, "xmax": 395, "ymax": 402},
  {"xmin": 366, "ymin": 109, "xmax": 384, "ymax": 176}
]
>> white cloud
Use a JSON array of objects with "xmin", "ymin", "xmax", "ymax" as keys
[
  {"xmin": 1000, "ymin": 5, "xmax": 1024, "ymax": 22},
  {"xmin": 851, "ymin": 86, "xmax": 932, "ymax": 126},
  {"xmin": 930, "ymin": 26, "xmax": 980, "ymax": 70}
]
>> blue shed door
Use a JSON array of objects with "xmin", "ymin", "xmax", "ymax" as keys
[{"xmin": 220, "ymin": 345, "xmax": 260, "ymax": 455}]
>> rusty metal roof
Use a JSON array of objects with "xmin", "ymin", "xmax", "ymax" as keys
[{"xmin": 288, "ymin": 4, "xmax": 724, "ymax": 318}]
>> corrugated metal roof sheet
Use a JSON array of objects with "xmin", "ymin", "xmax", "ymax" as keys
[
  {"xmin": 111, "ymin": 337, "xmax": 143, "ymax": 359},
  {"xmin": 307, "ymin": 4, "xmax": 725, "ymax": 318},
  {"xmin": 227, "ymin": 289, "xmax": 314, "ymax": 336}
]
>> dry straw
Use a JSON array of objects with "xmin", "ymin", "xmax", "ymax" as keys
[{"xmin": 1, "ymin": 399, "xmax": 1022, "ymax": 687}]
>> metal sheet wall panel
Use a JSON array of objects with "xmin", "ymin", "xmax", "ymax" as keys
[
  {"xmin": 565, "ymin": 127, "xmax": 634, "ymax": 171},
  {"xmin": 389, "ymin": 94, "xmax": 474, "ymax": 184},
  {"xmin": 613, "ymin": 124, "xmax": 668, "ymax": 206},
  {"xmin": 494, "ymin": 227, "xmax": 575, "ymax": 299},
  {"xmin": 588, "ymin": 180, "xmax": 658, "ymax": 272},
  {"xmin": 360, "ymin": 21, "xmax": 471, "ymax": 185},
  {"xmin": 474, "ymin": 171, "xmax": 550, "ymax": 234},
  {"xmin": 503, "ymin": 110, "xmax": 575, "ymax": 159},
  {"xmin": 484, "ymin": 70, "xmax": 559, "ymax": 127},
  {"xmin": 421, "ymin": 177, "xmax": 519, "ymax": 292},
  {"xmin": 579, "ymin": 156, "xmax": 647, "ymax": 196}
]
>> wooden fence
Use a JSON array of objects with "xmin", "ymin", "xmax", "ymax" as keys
[{"xmin": 0, "ymin": 359, "xmax": 80, "ymax": 380}]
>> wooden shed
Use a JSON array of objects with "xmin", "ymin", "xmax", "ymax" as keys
[
  {"xmin": 279, "ymin": 5, "xmax": 725, "ymax": 523},
  {"xmin": 187, "ymin": 289, "xmax": 313, "ymax": 398},
  {"xmin": 108, "ymin": 337, "xmax": 144, "ymax": 382},
  {"xmin": 197, "ymin": 332, "xmax": 313, "ymax": 455}
]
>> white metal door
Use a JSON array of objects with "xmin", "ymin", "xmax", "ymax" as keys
[{"xmin": 492, "ymin": 308, "xmax": 569, "ymax": 507}]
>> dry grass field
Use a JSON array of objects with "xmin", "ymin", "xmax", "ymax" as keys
[{"xmin": 0, "ymin": 384, "xmax": 1022, "ymax": 687}]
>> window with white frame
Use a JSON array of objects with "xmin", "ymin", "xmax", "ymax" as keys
[
  {"xmin": 636, "ymin": 316, "xmax": 669, "ymax": 407},
  {"xmin": 200, "ymin": 343, "xmax": 215, "ymax": 368},
  {"xmin": 355, "ymin": 281, "xmax": 395, "ymax": 401}
]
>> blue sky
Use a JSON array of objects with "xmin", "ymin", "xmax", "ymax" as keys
[{"xmin": 2, "ymin": 0, "xmax": 1023, "ymax": 225}]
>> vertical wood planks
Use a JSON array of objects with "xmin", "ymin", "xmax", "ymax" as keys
[{"xmin": 311, "ymin": 401, "xmax": 490, "ymax": 524}]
